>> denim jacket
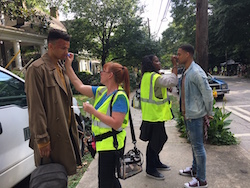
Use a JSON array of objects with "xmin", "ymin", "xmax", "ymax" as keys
[{"xmin": 179, "ymin": 61, "xmax": 213, "ymax": 119}]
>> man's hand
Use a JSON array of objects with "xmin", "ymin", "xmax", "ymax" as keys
[
  {"xmin": 208, "ymin": 115, "xmax": 214, "ymax": 120},
  {"xmin": 39, "ymin": 143, "xmax": 51, "ymax": 158}
]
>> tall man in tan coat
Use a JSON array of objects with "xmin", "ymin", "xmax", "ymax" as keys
[{"xmin": 25, "ymin": 29, "xmax": 81, "ymax": 175}]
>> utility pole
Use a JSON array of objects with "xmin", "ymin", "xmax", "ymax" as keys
[
  {"xmin": 147, "ymin": 18, "xmax": 151, "ymax": 39},
  {"xmin": 196, "ymin": 0, "xmax": 208, "ymax": 72}
]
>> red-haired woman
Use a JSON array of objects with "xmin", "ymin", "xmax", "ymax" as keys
[{"xmin": 65, "ymin": 53, "xmax": 130, "ymax": 188}]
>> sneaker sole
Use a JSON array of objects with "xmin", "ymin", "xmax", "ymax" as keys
[
  {"xmin": 179, "ymin": 171, "xmax": 196, "ymax": 177},
  {"xmin": 146, "ymin": 173, "xmax": 165, "ymax": 180},
  {"xmin": 184, "ymin": 183, "xmax": 208, "ymax": 188},
  {"xmin": 157, "ymin": 167, "xmax": 171, "ymax": 171}
]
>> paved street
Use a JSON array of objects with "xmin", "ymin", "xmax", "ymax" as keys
[{"xmin": 213, "ymin": 75, "xmax": 250, "ymax": 158}]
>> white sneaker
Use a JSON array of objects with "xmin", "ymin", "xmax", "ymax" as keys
[{"xmin": 184, "ymin": 177, "xmax": 208, "ymax": 188}]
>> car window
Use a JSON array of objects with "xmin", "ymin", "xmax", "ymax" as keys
[{"xmin": 0, "ymin": 71, "xmax": 27, "ymax": 107}]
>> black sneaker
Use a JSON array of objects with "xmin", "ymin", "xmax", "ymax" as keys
[
  {"xmin": 156, "ymin": 164, "xmax": 171, "ymax": 171},
  {"xmin": 146, "ymin": 171, "xmax": 165, "ymax": 180}
]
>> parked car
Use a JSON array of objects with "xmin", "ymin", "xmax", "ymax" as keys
[
  {"xmin": 207, "ymin": 73, "xmax": 230, "ymax": 99},
  {"xmin": 176, "ymin": 71, "xmax": 230, "ymax": 99},
  {"xmin": 0, "ymin": 66, "xmax": 84, "ymax": 187}
]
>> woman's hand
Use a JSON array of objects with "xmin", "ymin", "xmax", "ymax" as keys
[
  {"xmin": 171, "ymin": 55, "xmax": 178, "ymax": 66},
  {"xmin": 83, "ymin": 102, "xmax": 95, "ymax": 114},
  {"xmin": 65, "ymin": 52, "xmax": 74, "ymax": 69}
]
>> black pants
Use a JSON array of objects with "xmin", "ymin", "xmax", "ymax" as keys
[
  {"xmin": 98, "ymin": 149, "xmax": 123, "ymax": 188},
  {"xmin": 146, "ymin": 144, "xmax": 163, "ymax": 173}
]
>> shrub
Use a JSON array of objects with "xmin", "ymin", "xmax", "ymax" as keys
[
  {"xmin": 71, "ymin": 72, "xmax": 101, "ymax": 94},
  {"xmin": 207, "ymin": 102, "xmax": 238, "ymax": 145},
  {"xmin": 176, "ymin": 100, "xmax": 238, "ymax": 145},
  {"xmin": 176, "ymin": 112, "xmax": 187, "ymax": 139}
]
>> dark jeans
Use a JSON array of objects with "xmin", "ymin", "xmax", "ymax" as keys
[
  {"xmin": 146, "ymin": 144, "xmax": 163, "ymax": 173},
  {"xmin": 98, "ymin": 150, "xmax": 122, "ymax": 188}
]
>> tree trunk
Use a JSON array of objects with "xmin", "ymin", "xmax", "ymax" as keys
[{"xmin": 196, "ymin": 0, "xmax": 208, "ymax": 72}]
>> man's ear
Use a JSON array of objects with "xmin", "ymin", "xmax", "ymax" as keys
[
  {"xmin": 48, "ymin": 42, "xmax": 51, "ymax": 49},
  {"xmin": 48, "ymin": 42, "xmax": 53, "ymax": 50}
]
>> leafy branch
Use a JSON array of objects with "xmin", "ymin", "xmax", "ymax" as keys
[{"xmin": 1, "ymin": 0, "xmax": 51, "ymax": 34}]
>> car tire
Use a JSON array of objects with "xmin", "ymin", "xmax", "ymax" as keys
[{"xmin": 217, "ymin": 94, "xmax": 224, "ymax": 100}]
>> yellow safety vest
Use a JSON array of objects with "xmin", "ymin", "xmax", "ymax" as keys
[
  {"xmin": 140, "ymin": 72, "xmax": 173, "ymax": 122},
  {"xmin": 92, "ymin": 86, "xmax": 129, "ymax": 152}
]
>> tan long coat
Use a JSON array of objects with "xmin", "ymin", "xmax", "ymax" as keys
[{"xmin": 25, "ymin": 53, "xmax": 81, "ymax": 175}]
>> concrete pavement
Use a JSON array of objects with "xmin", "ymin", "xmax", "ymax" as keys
[{"xmin": 77, "ymin": 94, "xmax": 250, "ymax": 188}]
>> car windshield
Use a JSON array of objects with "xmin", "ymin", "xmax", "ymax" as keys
[
  {"xmin": 207, "ymin": 73, "xmax": 213, "ymax": 82},
  {"xmin": 0, "ymin": 71, "xmax": 26, "ymax": 107}
]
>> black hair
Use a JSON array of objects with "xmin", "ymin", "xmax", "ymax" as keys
[
  {"xmin": 179, "ymin": 44, "xmax": 194, "ymax": 56},
  {"xmin": 141, "ymin": 54, "xmax": 158, "ymax": 75},
  {"xmin": 47, "ymin": 29, "xmax": 70, "ymax": 43}
]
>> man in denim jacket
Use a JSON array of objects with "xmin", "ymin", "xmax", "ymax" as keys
[{"xmin": 173, "ymin": 44, "xmax": 213, "ymax": 188}]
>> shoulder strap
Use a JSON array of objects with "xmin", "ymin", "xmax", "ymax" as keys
[
  {"xmin": 110, "ymin": 90, "xmax": 119, "ymax": 149},
  {"xmin": 110, "ymin": 90, "xmax": 136, "ymax": 150},
  {"xmin": 129, "ymin": 110, "xmax": 136, "ymax": 144}
]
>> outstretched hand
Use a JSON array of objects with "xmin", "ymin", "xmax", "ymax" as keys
[
  {"xmin": 171, "ymin": 55, "xmax": 178, "ymax": 66},
  {"xmin": 65, "ymin": 52, "xmax": 74, "ymax": 68}
]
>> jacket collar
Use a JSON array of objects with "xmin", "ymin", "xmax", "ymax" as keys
[
  {"xmin": 41, "ymin": 53, "xmax": 68, "ymax": 95},
  {"xmin": 41, "ymin": 53, "xmax": 57, "ymax": 71},
  {"xmin": 183, "ymin": 61, "xmax": 195, "ymax": 76}
]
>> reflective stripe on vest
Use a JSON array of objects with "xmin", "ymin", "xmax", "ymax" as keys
[
  {"xmin": 91, "ymin": 86, "xmax": 129, "ymax": 151},
  {"xmin": 141, "ymin": 73, "xmax": 170, "ymax": 105},
  {"xmin": 140, "ymin": 72, "xmax": 172, "ymax": 121},
  {"xmin": 92, "ymin": 120, "xmax": 123, "ymax": 131}
]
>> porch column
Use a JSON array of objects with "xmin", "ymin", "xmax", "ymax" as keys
[
  {"xmin": 40, "ymin": 39, "xmax": 47, "ymax": 55},
  {"xmin": 13, "ymin": 40, "xmax": 22, "ymax": 69}
]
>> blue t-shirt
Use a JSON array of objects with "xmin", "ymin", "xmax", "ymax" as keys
[{"xmin": 92, "ymin": 86, "xmax": 128, "ymax": 114}]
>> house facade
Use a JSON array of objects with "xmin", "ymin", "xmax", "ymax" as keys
[{"xmin": 0, "ymin": 7, "xmax": 66, "ymax": 70}]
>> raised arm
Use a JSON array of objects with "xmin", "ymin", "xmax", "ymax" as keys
[{"xmin": 65, "ymin": 53, "xmax": 94, "ymax": 98}]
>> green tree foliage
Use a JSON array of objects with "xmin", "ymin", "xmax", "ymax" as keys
[
  {"xmin": 63, "ymin": 18, "xmax": 94, "ymax": 54},
  {"xmin": 208, "ymin": 0, "xmax": 250, "ymax": 65},
  {"xmin": 109, "ymin": 16, "xmax": 161, "ymax": 67},
  {"xmin": 161, "ymin": 0, "xmax": 196, "ymax": 62},
  {"xmin": 25, "ymin": 0, "xmax": 70, "ymax": 13},
  {"xmin": 1, "ymin": 0, "xmax": 50, "ymax": 33},
  {"xmin": 161, "ymin": 0, "xmax": 250, "ymax": 68},
  {"xmin": 162, "ymin": 0, "xmax": 196, "ymax": 49},
  {"xmin": 67, "ymin": 0, "xmax": 161, "ymax": 67},
  {"xmin": 68, "ymin": 0, "xmax": 142, "ymax": 66}
]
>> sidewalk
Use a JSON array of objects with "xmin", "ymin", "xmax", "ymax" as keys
[{"xmin": 77, "ymin": 98, "xmax": 250, "ymax": 188}]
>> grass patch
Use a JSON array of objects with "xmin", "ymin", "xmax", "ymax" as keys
[
  {"xmin": 73, "ymin": 94, "xmax": 94, "ymax": 116},
  {"xmin": 70, "ymin": 95, "xmax": 94, "ymax": 188},
  {"xmin": 68, "ymin": 153, "xmax": 93, "ymax": 188}
]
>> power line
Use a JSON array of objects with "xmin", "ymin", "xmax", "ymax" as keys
[
  {"xmin": 155, "ymin": 0, "xmax": 164, "ymax": 29},
  {"xmin": 156, "ymin": 0, "xmax": 171, "ymax": 36}
]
